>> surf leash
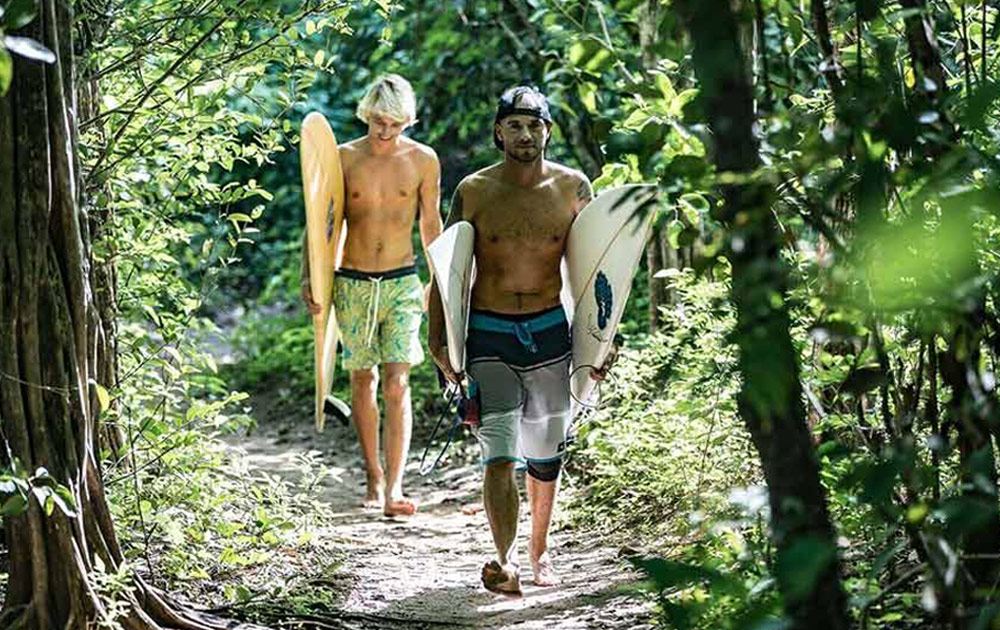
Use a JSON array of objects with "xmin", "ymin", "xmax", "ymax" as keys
[{"xmin": 418, "ymin": 380, "xmax": 480, "ymax": 476}]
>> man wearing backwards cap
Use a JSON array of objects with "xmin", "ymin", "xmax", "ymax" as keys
[
  {"xmin": 302, "ymin": 74, "xmax": 442, "ymax": 517},
  {"xmin": 428, "ymin": 86, "xmax": 612, "ymax": 595}
]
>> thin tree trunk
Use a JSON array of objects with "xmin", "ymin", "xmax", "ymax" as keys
[
  {"xmin": 674, "ymin": 2, "xmax": 849, "ymax": 629},
  {"xmin": 639, "ymin": 0, "xmax": 669, "ymax": 328}
]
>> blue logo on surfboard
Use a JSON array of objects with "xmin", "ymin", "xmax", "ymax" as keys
[{"xmin": 595, "ymin": 271, "xmax": 613, "ymax": 330}]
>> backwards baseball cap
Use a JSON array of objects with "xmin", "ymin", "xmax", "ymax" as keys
[{"xmin": 493, "ymin": 86, "xmax": 553, "ymax": 150}]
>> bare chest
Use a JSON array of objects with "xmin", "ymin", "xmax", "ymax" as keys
[
  {"xmin": 469, "ymin": 187, "xmax": 575, "ymax": 249},
  {"xmin": 343, "ymin": 154, "xmax": 421, "ymax": 213}
]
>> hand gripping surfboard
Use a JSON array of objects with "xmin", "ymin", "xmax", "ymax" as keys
[
  {"xmin": 300, "ymin": 112, "xmax": 345, "ymax": 432},
  {"xmin": 427, "ymin": 221, "xmax": 476, "ymax": 374},
  {"xmin": 562, "ymin": 184, "xmax": 658, "ymax": 413}
]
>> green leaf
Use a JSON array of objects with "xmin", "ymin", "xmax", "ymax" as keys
[
  {"xmin": 630, "ymin": 556, "xmax": 745, "ymax": 596},
  {"xmin": 0, "ymin": 47, "xmax": 11, "ymax": 95},
  {"xmin": 52, "ymin": 486, "xmax": 77, "ymax": 517},
  {"xmin": 0, "ymin": 493, "xmax": 27, "ymax": 517},
  {"xmin": 3, "ymin": 0, "xmax": 37, "ymax": 30},
  {"xmin": 4, "ymin": 35, "xmax": 55, "ymax": 63},
  {"xmin": 94, "ymin": 383, "xmax": 110, "ymax": 412}
]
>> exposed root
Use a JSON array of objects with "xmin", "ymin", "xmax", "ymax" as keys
[{"xmin": 0, "ymin": 604, "xmax": 32, "ymax": 630}]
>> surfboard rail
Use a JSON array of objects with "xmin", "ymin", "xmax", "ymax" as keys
[
  {"xmin": 428, "ymin": 221, "xmax": 476, "ymax": 374},
  {"xmin": 565, "ymin": 184, "xmax": 658, "ymax": 412},
  {"xmin": 300, "ymin": 112, "xmax": 345, "ymax": 432}
]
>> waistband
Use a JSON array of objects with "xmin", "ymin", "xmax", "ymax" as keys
[
  {"xmin": 470, "ymin": 306, "xmax": 566, "ymax": 333},
  {"xmin": 336, "ymin": 265, "xmax": 417, "ymax": 281}
]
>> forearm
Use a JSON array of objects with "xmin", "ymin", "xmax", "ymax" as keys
[
  {"xmin": 427, "ymin": 279, "xmax": 446, "ymax": 349},
  {"xmin": 419, "ymin": 215, "xmax": 443, "ymax": 270}
]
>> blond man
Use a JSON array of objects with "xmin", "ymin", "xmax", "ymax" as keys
[{"xmin": 303, "ymin": 74, "xmax": 442, "ymax": 516}]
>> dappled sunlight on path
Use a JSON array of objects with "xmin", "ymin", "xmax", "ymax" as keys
[{"xmin": 225, "ymin": 398, "xmax": 652, "ymax": 629}]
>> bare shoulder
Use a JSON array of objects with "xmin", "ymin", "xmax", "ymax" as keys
[
  {"xmin": 546, "ymin": 161, "xmax": 593, "ymax": 213},
  {"xmin": 459, "ymin": 163, "xmax": 503, "ymax": 198},
  {"xmin": 547, "ymin": 161, "xmax": 590, "ymax": 189},
  {"xmin": 402, "ymin": 137, "xmax": 440, "ymax": 172},
  {"xmin": 448, "ymin": 164, "xmax": 501, "ymax": 225},
  {"xmin": 339, "ymin": 138, "xmax": 367, "ymax": 166}
]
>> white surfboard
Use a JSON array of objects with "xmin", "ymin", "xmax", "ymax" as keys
[
  {"xmin": 564, "ymin": 184, "xmax": 658, "ymax": 410},
  {"xmin": 428, "ymin": 221, "xmax": 476, "ymax": 373}
]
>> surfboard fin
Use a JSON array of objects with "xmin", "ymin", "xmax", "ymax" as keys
[{"xmin": 324, "ymin": 395, "xmax": 352, "ymax": 427}]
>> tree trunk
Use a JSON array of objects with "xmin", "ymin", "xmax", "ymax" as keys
[
  {"xmin": 0, "ymin": 3, "xmax": 246, "ymax": 629},
  {"xmin": 638, "ymin": 0, "xmax": 669, "ymax": 329},
  {"xmin": 674, "ymin": 2, "xmax": 850, "ymax": 629}
]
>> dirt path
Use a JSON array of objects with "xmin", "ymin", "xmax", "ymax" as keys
[{"xmin": 231, "ymin": 398, "xmax": 653, "ymax": 629}]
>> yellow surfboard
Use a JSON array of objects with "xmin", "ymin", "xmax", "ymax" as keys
[{"xmin": 300, "ymin": 112, "xmax": 345, "ymax": 432}]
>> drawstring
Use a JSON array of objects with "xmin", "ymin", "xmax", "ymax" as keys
[
  {"xmin": 513, "ymin": 322, "xmax": 538, "ymax": 353},
  {"xmin": 364, "ymin": 277, "xmax": 383, "ymax": 348}
]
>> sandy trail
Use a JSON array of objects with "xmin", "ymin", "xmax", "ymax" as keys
[{"xmin": 231, "ymin": 399, "xmax": 653, "ymax": 630}]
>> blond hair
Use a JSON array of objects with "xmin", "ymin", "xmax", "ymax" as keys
[{"xmin": 356, "ymin": 74, "xmax": 417, "ymax": 126}]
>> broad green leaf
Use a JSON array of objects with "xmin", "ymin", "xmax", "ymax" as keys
[
  {"xmin": 4, "ymin": 0, "xmax": 36, "ymax": 30},
  {"xmin": 313, "ymin": 50, "xmax": 325, "ymax": 67},
  {"xmin": 51, "ymin": 486, "xmax": 77, "ymax": 517},
  {"xmin": 0, "ymin": 493, "xmax": 27, "ymax": 517}
]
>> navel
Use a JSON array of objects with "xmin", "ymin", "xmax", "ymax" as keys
[
  {"xmin": 398, "ymin": 189, "xmax": 408, "ymax": 197},
  {"xmin": 352, "ymin": 191, "xmax": 361, "ymax": 199}
]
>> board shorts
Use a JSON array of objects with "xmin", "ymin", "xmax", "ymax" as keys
[
  {"xmin": 466, "ymin": 305, "xmax": 572, "ymax": 467},
  {"xmin": 332, "ymin": 266, "xmax": 425, "ymax": 371}
]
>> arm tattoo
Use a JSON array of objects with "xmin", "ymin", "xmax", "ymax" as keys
[
  {"xmin": 444, "ymin": 187, "xmax": 464, "ymax": 227},
  {"xmin": 577, "ymin": 179, "xmax": 593, "ymax": 204}
]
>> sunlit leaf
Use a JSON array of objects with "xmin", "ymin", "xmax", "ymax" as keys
[
  {"xmin": 95, "ymin": 383, "xmax": 110, "ymax": 412},
  {"xmin": 0, "ymin": 47, "xmax": 11, "ymax": 95}
]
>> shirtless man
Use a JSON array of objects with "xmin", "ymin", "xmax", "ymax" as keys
[
  {"xmin": 302, "ymin": 74, "xmax": 442, "ymax": 517},
  {"xmin": 428, "ymin": 86, "xmax": 607, "ymax": 594}
]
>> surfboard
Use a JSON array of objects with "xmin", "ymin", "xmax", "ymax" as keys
[
  {"xmin": 563, "ymin": 184, "xmax": 658, "ymax": 411},
  {"xmin": 427, "ymin": 221, "xmax": 476, "ymax": 374},
  {"xmin": 300, "ymin": 112, "xmax": 345, "ymax": 432}
]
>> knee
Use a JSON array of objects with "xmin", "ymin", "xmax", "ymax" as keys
[
  {"xmin": 485, "ymin": 459, "xmax": 517, "ymax": 478},
  {"xmin": 351, "ymin": 369, "xmax": 378, "ymax": 396},
  {"xmin": 382, "ymin": 373, "xmax": 410, "ymax": 405},
  {"xmin": 526, "ymin": 458, "xmax": 561, "ymax": 483}
]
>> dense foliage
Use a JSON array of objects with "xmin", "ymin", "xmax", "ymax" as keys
[{"xmin": 4, "ymin": 0, "xmax": 1000, "ymax": 628}]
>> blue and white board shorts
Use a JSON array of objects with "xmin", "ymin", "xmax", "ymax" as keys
[{"xmin": 466, "ymin": 306, "xmax": 572, "ymax": 467}]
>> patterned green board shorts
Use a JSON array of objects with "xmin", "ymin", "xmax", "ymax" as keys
[{"xmin": 332, "ymin": 266, "xmax": 425, "ymax": 371}]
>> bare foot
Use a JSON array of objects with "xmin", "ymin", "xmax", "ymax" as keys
[
  {"xmin": 362, "ymin": 475, "xmax": 385, "ymax": 511},
  {"xmin": 383, "ymin": 496, "xmax": 418, "ymax": 517},
  {"xmin": 482, "ymin": 560, "xmax": 522, "ymax": 597},
  {"xmin": 531, "ymin": 551, "xmax": 561, "ymax": 587},
  {"xmin": 461, "ymin": 502, "xmax": 484, "ymax": 515}
]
